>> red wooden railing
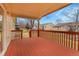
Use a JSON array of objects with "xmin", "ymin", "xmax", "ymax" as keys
[
  {"xmin": 29, "ymin": 30, "xmax": 79, "ymax": 51},
  {"xmin": 29, "ymin": 30, "xmax": 38, "ymax": 37},
  {"xmin": 11, "ymin": 30, "xmax": 23, "ymax": 39}
]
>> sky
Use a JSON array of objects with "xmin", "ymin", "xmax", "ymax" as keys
[
  {"xmin": 17, "ymin": 3, "xmax": 79, "ymax": 25},
  {"xmin": 17, "ymin": 17, "xmax": 29, "ymax": 24},
  {"xmin": 40, "ymin": 3, "xmax": 79, "ymax": 24}
]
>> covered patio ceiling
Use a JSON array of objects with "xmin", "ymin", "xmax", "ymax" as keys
[{"xmin": 3, "ymin": 3, "xmax": 70, "ymax": 19}]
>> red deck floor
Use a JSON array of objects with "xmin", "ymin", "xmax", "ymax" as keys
[{"xmin": 5, "ymin": 37, "xmax": 79, "ymax": 56}]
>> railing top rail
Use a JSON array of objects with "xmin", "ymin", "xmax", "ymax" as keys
[
  {"xmin": 11, "ymin": 30, "xmax": 23, "ymax": 32},
  {"xmin": 30, "ymin": 29, "xmax": 79, "ymax": 34}
]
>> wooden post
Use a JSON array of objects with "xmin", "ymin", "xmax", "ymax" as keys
[
  {"xmin": 21, "ymin": 30, "xmax": 23, "ymax": 39},
  {"xmin": 29, "ymin": 30, "xmax": 31, "ymax": 38},
  {"xmin": 37, "ymin": 20, "xmax": 40, "ymax": 37},
  {"xmin": 74, "ymin": 33, "xmax": 77, "ymax": 50}
]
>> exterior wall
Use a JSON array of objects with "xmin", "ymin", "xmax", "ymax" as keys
[
  {"xmin": 0, "ymin": 21, "xmax": 2, "ymax": 42},
  {"xmin": 52, "ymin": 26, "xmax": 68, "ymax": 31},
  {"xmin": 1, "ymin": 12, "xmax": 15, "ymax": 55},
  {"xmin": 41, "ymin": 24, "xmax": 69, "ymax": 31},
  {"xmin": 52, "ymin": 27, "xmax": 59, "ymax": 31},
  {"xmin": 44, "ymin": 25, "xmax": 53, "ymax": 30},
  {"xmin": 58, "ymin": 27, "xmax": 67, "ymax": 31},
  {"xmin": 0, "ymin": 4, "xmax": 15, "ymax": 55}
]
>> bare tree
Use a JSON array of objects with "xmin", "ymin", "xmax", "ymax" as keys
[
  {"xmin": 62, "ymin": 7, "xmax": 79, "ymax": 31},
  {"xmin": 62, "ymin": 7, "xmax": 79, "ymax": 22},
  {"xmin": 25, "ymin": 20, "xmax": 35, "ymax": 29},
  {"xmin": 55, "ymin": 19, "xmax": 63, "ymax": 25}
]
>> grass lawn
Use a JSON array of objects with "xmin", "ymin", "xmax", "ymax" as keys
[{"xmin": 22, "ymin": 29, "xmax": 29, "ymax": 38}]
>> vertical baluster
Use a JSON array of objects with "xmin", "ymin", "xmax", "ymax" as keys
[
  {"xmin": 68, "ymin": 33, "xmax": 70, "ymax": 48},
  {"xmin": 56, "ymin": 32, "xmax": 57, "ymax": 41},
  {"xmin": 58, "ymin": 33, "xmax": 60, "ymax": 44},
  {"xmin": 71, "ymin": 34, "xmax": 73, "ymax": 48},
  {"xmin": 53, "ymin": 32, "xmax": 54, "ymax": 40},
  {"xmin": 59, "ymin": 33, "xmax": 60, "ymax": 44},
  {"xmin": 72, "ymin": 33, "xmax": 74, "ymax": 49},
  {"xmin": 67, "ymin": 33, "xmax": 69, "ymax": 47},
  {"xmin": 58, "ymin": 32, "xmax": 59, "ymax": 43},
  {"xmin": 61, "ymin": 33, "xmax": 63, "ymax": 44},
  {"xmin": 67, "ymin": 33, "xmax": 68, "ymax": 47},
  {"xmin": 65, "ymin": 33, "xmax": 66, "ymax": 46},
  {"xmin": 51, "ymin": 32, "xmax": 52, "ymax": 40},
  {"xmin": 66, "ymin": 33, "xmax": 67, "ymax": 47},
  {"xmin": 57, "ymin": 32, "xmax": 58, "ymax": 42},
  {"xmin": 60, "ymin": 33, "xmax": 62, "ymax": 43},
  {"xmin": 58, "ymin": 33, "xmax": 60, "ymax": 43},
  {"xmin": 61, "ymin": 33, "xmax": 62, "ymax": 44},
  {"xmin": 69, "ymin": 33, "xmax": 72, "ymax": 48},
  {"xmin": 63, "ymin": 33, "xmax": 65, "ymax": 46},
  {"xmin": 59, "ymin": 33, "xmax": 60, "ymax": 43},
  {"xmin": 59, "ymin": 33, "xmax": 61, "ymax": 43},
  {"xmin": 66, "ymin": 33, "xmax": 68, "ymax": 47},
  {"xmin": 64, "ymin": 33, "xmax": 66, "ymax": 46},
  {"xmin": 52, "ymin": 32, "xmax": 53, "ymax": 40},
  {"xmin": 72, "ymin": 33, "xmax": 75, "ymax": 50},
  {"xmin": 69, "ymin": 33, "xmax": 71, "ymax": 48},
  {"xmin": 51, "ymin": 32, "xmax": 53, "ymax": 40},
  {"xmin": 62, "ymin": 33, "xmax": 63, "ymax": 44},
  {"xmin": 63, "ymin": 33, "xmax": 64, "ymax": 45},
  {"xmin": 55, "ymin": 32, "xmax": 56, "ymax": 41},
  {"xmin": 54, "ymin": 32, "xmax": 55, "ymax": 41},
  {"xmin": 60, "ymin": 33, "xmax": 61, "ymax": 44},
  {"xmin": 62, "ymin": 33, "xmax": 63, "ymax": 45},
  {"xmin": 56, "ymin": 32, "xmax": 57, "ymax": 42},
  {"xmin": 74, "ymin": 33, "xmax": 76, "ymax": 50},
  {"xmin": 49, "ymin": 32, "xmax": 50, "ymax": 40},
  {"xmin": 78, "ymin": 33, "xmax": 79, "ymax": 50},
  {"xmin": 76, "ymin": 34, "xmax": 78, "ymax": 50}
]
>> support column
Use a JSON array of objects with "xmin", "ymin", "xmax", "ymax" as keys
[{"xmin": 15, "ymin": 17, "xmax": 18, "ymax": 29}]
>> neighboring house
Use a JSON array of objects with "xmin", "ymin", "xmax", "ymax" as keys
[
  {"xmin": 43, "ymin": 23, "xmax": 54, "ymax": 30},
  {"xmin": 33, "ymin": 24, "xmax": 43, "ymax": 30},
  {"xmin": 52, "ymin": 25, "xmax": 68, "ymax": 31},
  {"xmin": 53, "ymin": 22, "xmax": 79, "ymax": 32},
  {"xmin": 32, "ymin": 22, "xmax": 79, "ymax": 32}
]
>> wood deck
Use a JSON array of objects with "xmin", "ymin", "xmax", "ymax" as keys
[{"xmin": 5, "ymin": 37, "xmax": 79, "ymax": 56}]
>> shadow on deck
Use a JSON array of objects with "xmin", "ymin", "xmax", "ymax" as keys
[{"xmin": 5, "ymin": 37, "xmax": 79, "ymax": 56}]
